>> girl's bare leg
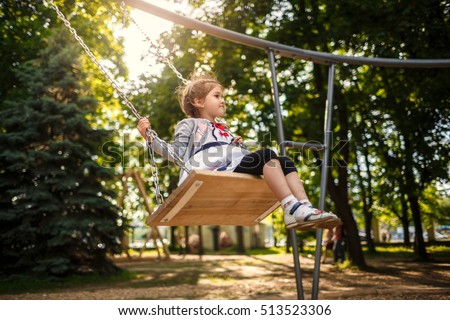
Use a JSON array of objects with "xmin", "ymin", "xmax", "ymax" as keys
[
  {"xmin": 263, "ymin": 160, "xmax": 340, "ymax": 229},
  {"xmin": 262, "ymin": 159, "xmax": 292, "ymax": 201},
  {"xmin": 285, "ymin": 172, "xmax": 308, "ymax": 202},
  {"xmin": 263, "ymin": 161, "xmax": 309, "ymax": 202}
]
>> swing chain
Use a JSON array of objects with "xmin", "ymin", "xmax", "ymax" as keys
[
  {"xmin": 117, "ymin": 1, "xmax": 190, "ymax": 173},
  {"xmin": 146, "ymin": 129, "xmax": 191, "ymax": 176},
  {"xmin": 43, "ymin": 0, "xmax": 143, "ymax": 120},
  {"xmin": 145, "ymin": 129, "xmax": 191, "ymax": 206},
  {"xmin": 44, "ymin": 0, "xmax": 190, "ymax": 207},
  {"xmin": 119, "ymin": 1, "xmax": 189, "ymax": 85},
  {"xmin": 146, "ymin": 130, "xmax": 165, "ymax": 206}
]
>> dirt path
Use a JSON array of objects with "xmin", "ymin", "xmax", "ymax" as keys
[{"xmin": 1, "ymin": 254, "xmax": 449, "ymax": 300}]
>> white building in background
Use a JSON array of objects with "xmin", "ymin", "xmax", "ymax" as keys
[{"xmin": 129, "ymin": 224, "xmax": 273, "ymax": 251}]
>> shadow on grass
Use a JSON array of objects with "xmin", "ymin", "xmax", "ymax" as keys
[
  {"xmin": 0, "ymin": 270, "xmax": 136, "ymax": 295},
  {"xmin": 1, "ymin": 245, "xmax": 448, "ymax": 297}
]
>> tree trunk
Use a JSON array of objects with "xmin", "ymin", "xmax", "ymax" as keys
[
  {"xmin": 330, "ymin": 193, "xmax": 366, "ymax": 268},
  {"xmin": 211, "ymin": 226, "xmax": 220, "ymax": 251},
  {"xmin": 236, "ymin": 226, "xmax": 245, "ymax": 253},
  {"xmin": 403, "ymin": 137, "xmax": 427, "ymax": 260},
  {"xmin": 328, "ymin": 173, "xmax": 366, "ymax": 268},
  {"xmin": 285, "ymin": 229, "xmax": 292, "ymax": 254},
  {"xmin": 362, "ymin": 146, "xmax": 376, "ymax": 253},
  {"xmin": 409, "ymin": 195, "xmax": 428, "ymax": 260},
  {"xmin": 184, "ymin": 226, "xmax": 191, "ymax": 254},
  {"xmin": 169, "ymin": 226, "xmax": 177, "ymax": 251},
  {"xmin": 400, "ymin": 195, "xmax": 411, "ymax": 247},
  {"xmin": 326, "ymin": 90, "xmax": 366, "ymax": 268},
  {"xmin": 356, "ymin": 146, "xmax": 376, "ymax": 253},
  {"xmin": 364, "ymin": 212, "xmax": 376, "ymax": 253},
  {"xmin": 198, "ymin": 226, "xmax": 204, "ymax": 256},
  {"xmin": 427, "ymin": 223, "xmax": 436, "ymax": 242}
]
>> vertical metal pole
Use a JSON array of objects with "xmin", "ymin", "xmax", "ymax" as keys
[
  {"xmin": 267, "ymin": 49, "xmax": 286, "ymax": 156},
  {"xmin": 311, "ymin": 64, "xmax": 336, "ymax": 300},
  {"xmin": 268, "ymin": 48, "xmax": 304, "ymax": 300},
  {"xmin": 289, "ymin": 228, "xmax": 305, "ymax": 300}
]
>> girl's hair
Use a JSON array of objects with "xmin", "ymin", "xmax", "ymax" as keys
[{"xmin": 176, "ymin": 72, "xmax": 224, "ymax": 118}]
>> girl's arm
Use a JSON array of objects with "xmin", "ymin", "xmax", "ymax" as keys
[
  {"xmin": 137, "ymin": 118, "xmax": 194, "ymax": 163},
  {"xmin": 232, "ymin": 135, "xmax": 244, "ymax": 146},
  {"xmin": 137, "ymin": 117, "xmax": 152, "ymax": 140},
  {"xmin": 172, "ymin": 119, "xmax": 195, "ymax": 159}
]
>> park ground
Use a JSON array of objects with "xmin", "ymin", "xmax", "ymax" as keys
[{"xmin": 0, "ymin": 246, "xmax": 449, "ymax": 300}]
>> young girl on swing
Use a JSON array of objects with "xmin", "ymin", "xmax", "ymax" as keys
[{"xmin": 137, "ymin": 73, "xmax": 341, "ymax": 230}]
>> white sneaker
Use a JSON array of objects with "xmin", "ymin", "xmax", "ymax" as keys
[
  {"xmin": 284, "ymin": 209, "xmax": 299, "ymax": 229},
  {"xmin": 284, "ymin": 201, "xmax": 340, "ymax": 230},
  {"xmin": 314, "ymin": 215, "xmax": 342, "ymax": 230}
]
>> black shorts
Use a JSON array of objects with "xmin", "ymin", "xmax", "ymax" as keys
[{"xmin": 233, "ymin": 148, "xmax": 297, "ymax": 176}]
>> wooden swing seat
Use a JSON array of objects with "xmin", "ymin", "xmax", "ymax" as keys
[{"xmin": 146, "ymin": 170, "xmax": 280, "ymax": 226}]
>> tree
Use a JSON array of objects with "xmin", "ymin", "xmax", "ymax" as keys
[
  {"xmin": 0, "ymin": 0, "xmax": 50, "ymax": 100},
  {"xmin": 0, "ymin": 28, "xmax": 123, "ymax": 276},
  {"xmin": 375, "ymin": 67, "xmax": 449, "ymax": 259}
]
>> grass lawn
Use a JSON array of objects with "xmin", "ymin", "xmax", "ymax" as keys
[{"xmin": 1, "ymin": 244, "xmax": 449, "ymax": 299}]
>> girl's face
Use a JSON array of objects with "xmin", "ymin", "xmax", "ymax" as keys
[{"xmin": 194, "ymin": 85, "xmax": 225, "ymax": 121}]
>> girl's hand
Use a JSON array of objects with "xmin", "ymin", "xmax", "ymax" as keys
[
  {"xmin": 137, "ymin": 117, "xmax": 151, "ymax": 140},
  {"xmin": 232, "ymin": 136, "xmax": 244, "ymax": 146}
]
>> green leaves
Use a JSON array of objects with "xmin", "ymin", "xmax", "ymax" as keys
[{"xmin": 0, "ymin": 0, "xmax": 125, "ymax": 276}]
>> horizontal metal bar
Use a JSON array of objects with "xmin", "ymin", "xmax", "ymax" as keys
[
  {"xmin": 281, "ymin": 141, "xmax": 325, "ymax": 150},
  {"xmin": 123, "ymin": 0, "xmax": 450, "ymax": 68}
]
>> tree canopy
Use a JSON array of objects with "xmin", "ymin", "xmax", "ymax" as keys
[{"xmin": 0, "ymin": 0, "xmax": 126, "ymax": 276}]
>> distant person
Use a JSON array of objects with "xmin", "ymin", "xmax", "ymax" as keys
[
  {"xmin": 382, "ymin": 231, "xmax": 387, "ymax": 243},
  {"xmin": 332, "ymin": 224, "xmax": 346, "ymax": 263},
  {"xmin": 178, "ymin": 236, "xmax": 186, "ymax": 256},
  {"xmin": 219, "ymin": 231, "xmax": 232, "ymax": 249},
  {"xmin": 188, "ymin": 234, "xmax": 200, "ymax": 252},
  {"xmin": 321, "ymin": 228, "xmax": 334, "ymax": 263}
]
